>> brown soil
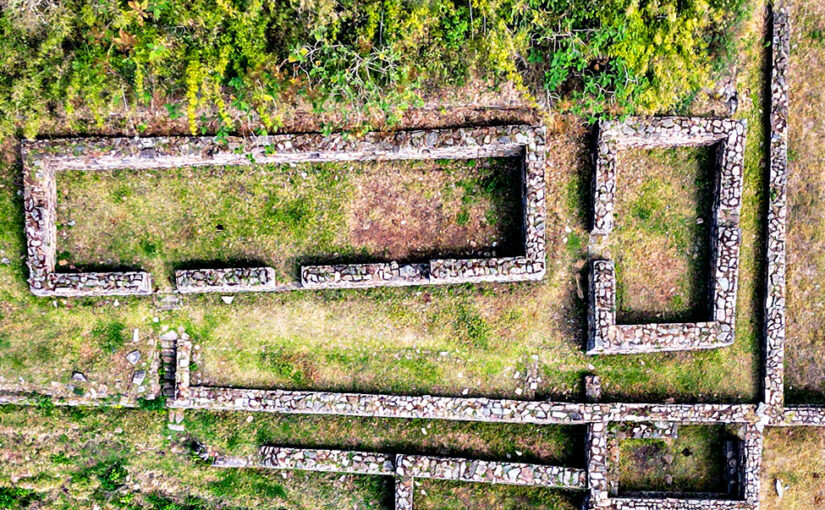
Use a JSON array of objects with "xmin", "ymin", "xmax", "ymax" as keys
[{"xmin": 347, "ymin": 159, "xmax": 522, "ymax": 261}]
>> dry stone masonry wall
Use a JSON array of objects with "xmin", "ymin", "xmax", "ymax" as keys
[
  {"xmin": 175, "ymin": 267, "xmax": 280, "ymax": 293},
  {"xmin": 212, "ymin": 446, "xmax": 586, "ymax": 509},
  {"xmin": 588, "ymin": 117, "xmax": 746, "ymax": 355},
  {"xmin": 584, "ymin": 421, "xmax": 762, "ymax": 510},
  {"xmin": 22, "ymin": 125, "xmax": 545, "ymax": 297},
  {"xmin": 763, "ymin": 3, "xmax": 825, "ymax": 430},
  {"xmin": 394, "ymin": 454, "xmax": 585, "ymax": 488},
  {"xmin": 7, "ymin": 7, "xmax": 806, "ymax": 510},
  {"xmin": 763, "ymin": 2, "xmax": 790, "ymax": 416}
]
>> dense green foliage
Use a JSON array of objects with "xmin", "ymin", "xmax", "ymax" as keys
[
  {"xmin": 0, "ymin": 486, "xmax": 39, "ymax": 508},
  {"xmin": 0, "ymin": 0, "xmax": 747, "ymax": 138}
]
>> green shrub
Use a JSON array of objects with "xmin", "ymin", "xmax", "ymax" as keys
[
  {"xmin": 93, "ymin": 459, "xmax": 129, "ymax": 492},
  {"xmin": 137, "ymin": 396, "xmax": 166, "ymax": 412},
  {"xmin": 0, "ymin": 0, "xmax": 748, "ymax": 140},
  {"xmin": 0, "ymin": 487, "xmax": 39, "ymax": 508}
]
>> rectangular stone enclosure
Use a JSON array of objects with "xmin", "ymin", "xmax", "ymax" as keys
[
  {"xmin": 589, "ymin": 117, "xmax": 746, "ymax": 355},
  {"xmin": 21, "ymin": 125, "xmax": 546, "ymax": 297}
]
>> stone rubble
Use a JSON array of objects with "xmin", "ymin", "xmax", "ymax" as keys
[
  {"xmin": 176, "ymin": 267, "xmax": 276, "ymax": 293},
  {"xmin": 126, "ymin": 351, "xmax": 141, "ymax": 365},
  {"xmin": 588, "ymin": 117, "xmax": 746, "ymax": 355},
  {"xmin": 585, "ymin": 375, "xmax": 602, "ymax": 402},
  {"xmin": 395, "ymin": 454, "xmax": 585, "ymax": 488},
  {"xmin": 131, "ymin": 370, "xmax": 146, "ymax": 386}
]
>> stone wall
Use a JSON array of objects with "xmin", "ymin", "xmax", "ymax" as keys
[
  {"xmin": 779, "ymin": 405, "xmax": 825, "ymax": 426},
  {"xmin": 584, "ymin": 421, "xmax": 761, "ymax": 510},
  {"xmin": 395, "ymin": 476, "xmax": 415, "ymax": 510},
  {"xmin": 588, "ymin": 117, "xmax": 746, "ymax": 355},
  {"xmin": 22, "ymin": 154, "xmax": 154, "ymax": 297},
  {"xmin": 394, "ymin": 454, "xmax": 586, "ymax": 488},
  {"xmin": 212, "ymin": 445, "xmax": 586, "ymax": 509},
  {"xmin": 22, "ymin": 125, "xmax": 545, "ymax": 297},
  {"xmin": 764, "ymin": 3, "xmax": 790, "ymax": 416},
  {"xmin": 258, "ymin": 446, "xmax": 395, "ymax": 475},
  {"xmin": 175, "ymin": 267, "xmax": 278, "ymax": 293},
  {"xmin": 170, "ymin": 380, "xmax": 759, "ymax": 426},
  {"xmin": 301, "ymin": 262, "xmax": 429, "ymax": 289}
]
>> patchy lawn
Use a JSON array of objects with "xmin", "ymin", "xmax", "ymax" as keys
[
  {"xmin": 611, "ymin": 146, "xmax": 714, "ymax": 324},
  {"xmin": 0, "ymin": 405, "xmax": 583, "ymax": 509},
  {"xmin": 616, "ymin": 425, "xmax": 727, "ymax": 494},
  {"xmin": 785, "ymin": 0, "xmax": 825, "ymax": 403},
  {"xmin": 56, "ymin": 157, "xmax": 522, "ymax": 288},
  {"xmin": 760, "ymin": 427, "xmax": 825, "ymax": 509},
  {"xmin": 414, "ymin": 480, "xmax": 581, "ymax": 509}
]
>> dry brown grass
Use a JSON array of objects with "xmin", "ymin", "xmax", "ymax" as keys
[
  {"xmin": 760, "ymin": 427, "xmax": 825, "ymax": 509},
  {"xmin": 785, "ymin": 0, "xmax": 825, "ymax": 402}
]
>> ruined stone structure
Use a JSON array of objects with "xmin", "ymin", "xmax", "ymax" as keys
[
  {"xmin": 22, "ymin": 125, "xmax": 545, "ymax": 297},
  {"xmin": 8, "ymin": 4, "xmax": 824, "ymax": 510},
  {"xmin": 212, "ymin": 446, "xmax": 587, "ymax": 507},
  {"xmin": 588, "ymin": 116, "xmax": 746, "ymax": 355}
]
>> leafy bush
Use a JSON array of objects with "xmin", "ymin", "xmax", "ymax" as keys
[
  {"xmin": 0, "ymin": 0, "xmax": 748, "ymax": 140},
  {"xmin": 0, "ymin": 487, "xmax": 38, "ymax": 508},
  {"xmin": 93, "ymin": 459, "xmax": 129, "ymax": 492}
]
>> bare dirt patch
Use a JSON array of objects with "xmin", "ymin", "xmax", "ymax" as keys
[{"xmin": 347, "ymin": 158, "xmax": 522, "ymax": 261}]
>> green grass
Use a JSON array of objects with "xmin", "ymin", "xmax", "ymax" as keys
[
  {"xmin": 92, "ymin": 320, "xmax": 127, "ymax": 353},
  {"xmin": 0, "ymin": 486, "xmax": 39, "ymax": 508},
  {"xmin": 415, "ymin": 480, "xmax": 581, "ymax": 509},
  {"xmin": 617, "ymin": 425, "xmax": 727, "ymax": 494},
  {"xmin": 0, "ymin": 405, "xmax": 583, "ymax": 508},
  {"xmin": 611, "ymin": 146, "xmax": 714, "ymax": 323}
]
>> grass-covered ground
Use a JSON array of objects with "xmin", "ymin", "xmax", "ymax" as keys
[
  {"xmin": 784, "ymin": 0, "xmax": 825, "ymax": 403},
  {"xmin": 56, "ymin": 157, "xmax": 522, "ymax": 288},
  {"xmin": 616, "ymin": 425, "xmax": 726, "ymax": 494},
  {"xmin": 0, "ymin": 404, "xmax": 583, "ymax": 509},
  {"xmin": 611, "ymin": 146, "xmax": 714, "ymax": 324}
]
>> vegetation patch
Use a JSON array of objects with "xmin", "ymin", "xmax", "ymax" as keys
[
  {"xmin": 0, "ymin": 0, "xmax": 749, "ymax": 139},
  {"xmin": 56, "ymin": 158, "xmax": 521, "ymax": 288},
  {"xmin": 617, "ymin": 425, "xmax": 726, "ymax": 494},
  {"xmin": 0, "ymin": 487, "xmax": 39, "ymax": 508},
  {"xmin": 611, "ymin": 146, "xmax": 715, "ymax": 324}
]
